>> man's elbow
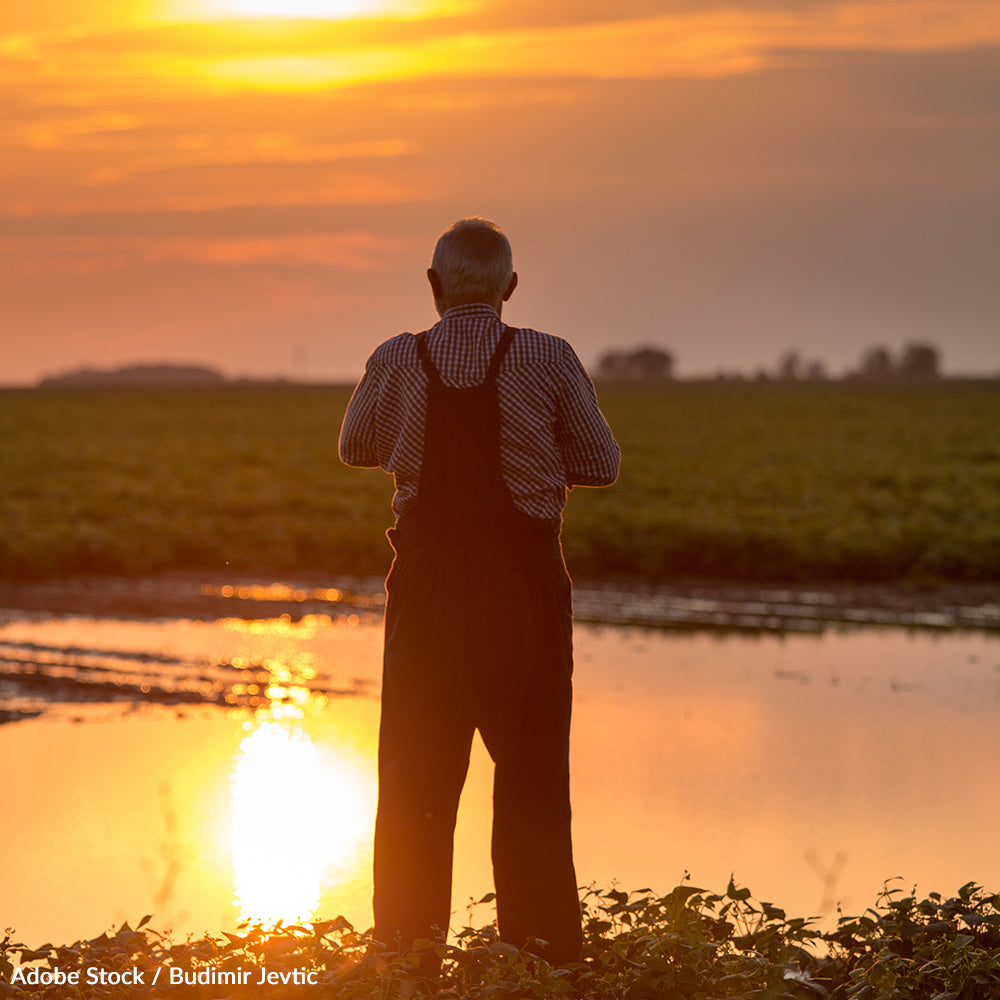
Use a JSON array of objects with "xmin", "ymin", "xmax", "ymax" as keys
[
  {"xmin": 569, "ymin": 466, "xmax": 620, "ymax": 488},
  {"xmin": 595, "ymin": 472, "xmax": 621, "ymax": 488},
  {"xmin": 566, "ymin": 445, "xmax": 621, "ymax": 488},
  {"xmin": 593, "ymin": 448, "xmax": 621, "ymax": 487},
  {"xmin": 338, "ymin": 442, "xmax": 378, "ymax": 468}
]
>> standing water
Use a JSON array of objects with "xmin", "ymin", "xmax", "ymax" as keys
[{"xmin": 2, "ymin": 592, "xmax": 999, "ymax": 947}]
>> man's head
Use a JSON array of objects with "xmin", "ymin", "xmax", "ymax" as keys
[{"xmin": 427, "ymin": 217, "xmax": 518, "ymax": 317}]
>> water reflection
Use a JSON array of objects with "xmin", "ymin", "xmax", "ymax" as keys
[
  {"xmin": 2, "ymin": 611, "xmax": 999, "ymax": 949},
  {"xmin": 231, "ymin": 711, "xmax": 371, "ymax": 927}
]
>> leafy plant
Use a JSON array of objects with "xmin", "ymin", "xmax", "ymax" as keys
[
  {"xmin": 7, "ymin": 879, "xmax": 996, "ymax": 998},
  {"xmin": 828, "ymin": 879, "xmax": 1000, "ymax": 1000}
]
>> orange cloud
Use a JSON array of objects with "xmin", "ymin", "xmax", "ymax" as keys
[
  {"xmin": 2, "ymin": 174, "xmax": 427, "ymax": 217},
  {"xmin": 86, "ymin": 136, "xmax": 415, "ymax": 183},
  {"xmin": 4, "ymin": 0, "xmax": 999, "ymax": 102},
  {"xmin": 201, "ymin": 3, "xmax": 1000, "ymax": 89},
  {"xmin": 2, "ymin": 111, "xmax": 146, "ymax": 151},
  {"xmin": 0, "ymin": 231, "xmax": 421, "ymax": 274}
]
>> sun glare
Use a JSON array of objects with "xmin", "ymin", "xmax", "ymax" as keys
[
  {"xmin": 231, "ymin": 719, "xmax": 370, "ymax": 927},
  {"xmin": 211, "ymin": 0, "xmax": 383, "ymax": 16}
]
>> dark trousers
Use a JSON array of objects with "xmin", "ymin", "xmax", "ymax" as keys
[{"xmin": 372, "ymin": 530, "xmax": 582, "ymax": 965}]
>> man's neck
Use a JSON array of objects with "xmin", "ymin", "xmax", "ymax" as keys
[{"xmin": 436, "ymin": 297, "xmax": 502, "ymax": 318}]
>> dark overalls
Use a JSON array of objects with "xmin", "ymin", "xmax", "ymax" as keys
[{"xmin": 373, "ymin": 326, "xmax": 583, "ymax": 964}]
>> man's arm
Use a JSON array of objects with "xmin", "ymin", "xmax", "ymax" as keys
[
  {"xmin": 338, "ymin": 360, "xmax": 381, "ymax": 468},
  {"xmin": 556, "ymin": 343, "xmax": 621, "ymax": 488}
]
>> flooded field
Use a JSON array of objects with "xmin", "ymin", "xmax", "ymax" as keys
[{"xmin": 2, "ymin": 588, "xmax": 1000, "ymax": 948}]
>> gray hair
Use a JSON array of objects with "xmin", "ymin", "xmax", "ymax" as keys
[{"xmin": 431, "ymin": 218, "xmax": 513, "ymax": 299}]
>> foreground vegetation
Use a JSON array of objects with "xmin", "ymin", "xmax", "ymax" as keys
[
  {"xmin": 4, "ymin": 880, "xmax": 1000, "ymax": 998},
  {"xmin": 2, "ymin": 381, "xmax": 999, "ymax": 586}
]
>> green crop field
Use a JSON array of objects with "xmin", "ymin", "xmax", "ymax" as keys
[{"xmin": 2, "ymin": 380, "xmax": 999, "ymax": 586}]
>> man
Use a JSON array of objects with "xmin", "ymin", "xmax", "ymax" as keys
[{"xmin": 339, "ymin": 217, "xmax": 619, "ymax": 966}]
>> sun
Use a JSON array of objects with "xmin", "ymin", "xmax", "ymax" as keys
[{"xmin": 212, "ymin": 0, "xmax": 383, "ymax": 16}]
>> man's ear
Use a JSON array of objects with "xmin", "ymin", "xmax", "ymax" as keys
[
  {"xmin": 427, "ymin": 268, "xmax": 445, "ymax": 300},
  {"xmin": 502, "ymin": 272, "xmax": 518, "ymax": 302}
]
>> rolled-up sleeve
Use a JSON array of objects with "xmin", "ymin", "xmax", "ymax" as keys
[
  {"xmin": 338, "ymin": 361, "xmax": 381, "ymax": 468},
  {"xmin": 556, "ymin": 343, "xmax": 620, "ymax": 488}
]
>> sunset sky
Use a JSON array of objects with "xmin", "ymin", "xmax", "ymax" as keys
[{"xmin": 3, "ymin": 0, "xmax": 999, "ymax": 384}]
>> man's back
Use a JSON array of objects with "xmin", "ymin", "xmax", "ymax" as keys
[
  {"xmin": 339, "ymin": 302, "xmax": 619, "ymax": 523},
  {"xmin": 338, "ymin": 218, "xmax": 618, "ymax": 968}
]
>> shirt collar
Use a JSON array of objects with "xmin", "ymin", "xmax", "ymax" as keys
[{"xmin": 439, "ymin": 302, "xmax": 500, "ymax": 322}]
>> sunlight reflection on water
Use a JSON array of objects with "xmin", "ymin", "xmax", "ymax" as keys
[{"xmin": 231, "ymin": 714, "xmax": 370, "ymax": 927}]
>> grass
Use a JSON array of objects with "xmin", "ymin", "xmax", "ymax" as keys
[
  {"xmin": 571, "ymin": 380, "xmax": 1000, "ymax": 584},
  {"xmin": 3, "ymin": 380, "xmax": 999, "ymax": 586},
  {"xmin": 5, "ymin": 879, "xmax": 1000, "ymax": 998}
]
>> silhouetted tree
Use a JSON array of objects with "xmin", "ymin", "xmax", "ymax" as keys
[
  {"xmin": 898, "ymin": 342, "xmax": 940, "ymax": 378},
  {"xmin": 859, "ymin": 346, "xmax": 894, "ymax": 378},
  {"xmin": 777, "ymin": 350, "xmax": 801, "ymax": 380},
  {"xmin": 776, "ymin": 351, "xmax": 827, "ymax": 380},
  {"xmin": 596, "ymin": 346, "xmax": 674, "ymax": 382},
  {"xmin": 856, "ymin": 343, "xmax": 941, "ymax": 379}
]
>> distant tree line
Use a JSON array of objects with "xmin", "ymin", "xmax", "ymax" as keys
[
  {"xmin": 35, "ymin": 364, "xmax": 294, "ymax": 388},
  {"xmin": 38, "ymin": 364, "xmax": 226, "ymax": 388},
  {"xmin": 594, "ymin": 342, "xmax": 945, "ymax": 382},
  {"xmin": 35, "ymin": 343, "xmax": 950, "ymax": 389},
  {"xmin": 855, "ymin": 343, "xmax": 940, "ymax": 379}
]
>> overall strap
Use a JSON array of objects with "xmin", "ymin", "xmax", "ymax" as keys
[
  {"xmin": 415, "ymin": 332, "xmax": 443, "ymax": 387},
  {"xmin": 415, "ymin": 325, "xmax": 516, "ymax": 386},
  {"xmin": 484, "ymin": 325, "xmax": 515, "ymax": 383}
]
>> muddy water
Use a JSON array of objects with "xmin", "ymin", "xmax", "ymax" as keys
[{"xmin": 2, "ymin": 608, "xmax": 999, "ymax": 947}]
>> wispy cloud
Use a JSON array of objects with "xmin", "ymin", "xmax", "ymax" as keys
[
  {"xmin": 85, "ymin": 136, "xmax": 415, "ymax": 183},
  {"xmin": 0, "ymin": 231, "xmax": 421, "ymax": 273},
  {"xmin": 195, "ymin": 3, "xmax": 1000, "ymax": 88},
  {"xmin": 0, "ymin": 112, "xmax": 144, "ymax": 160},
  {"xmin": 5, "ymin": 0, "xmax": 1000, "ymax": 101},
  {"xmin": 1, "ymin": 176, "xmax": 427, "ymax": 218}
]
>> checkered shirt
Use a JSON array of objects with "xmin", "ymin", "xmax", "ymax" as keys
[{"xmin": 338, "ymin": 303, "xmax": 620, "ymax": 521}]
